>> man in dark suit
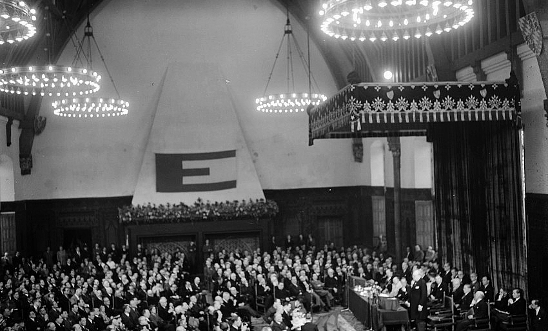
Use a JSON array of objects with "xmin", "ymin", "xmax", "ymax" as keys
[
  {"xmin": 507, "ymin": 288, "xmax": 527, "ymax": 316},
  {"xmin": 492, "ymin": 288, "xmax": 527, "ymax": 331},
  {"xmin": 479, "ymin": 276, "xmax": 495, "ymax": 302},
  {"xmin": 455, "ymin": 291, "xmax": 489, "ymax": 331},
  {"xmin": 25, "ymin": 310, "xmax": 41, "ymax": 331},
  {"xmin": 458, "ymin": 284, "xmax": 474, "ymax": 314},
  {"xmin": 450, "ymin": 278, "xmax": 465, "ymax": 307},
  {"xmin": 529, "ymin": 299, "xmax": 548, "ymax": 331},
  {"xmin": 409, "ymin": 269, "xmax": 428, "ymax": 331}
]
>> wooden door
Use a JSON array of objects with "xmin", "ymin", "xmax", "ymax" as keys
[
  {"xmin": 318, "ymin": 217, "xmax": 343, "ymax": 248},
  {"xmin": 0, "ymin": 212, "xmax": 16, "ymax": 254},
  {"xmin": 372, "ymin": 196, "xmax": 386, "ymax": 247},
  {"xmin": 415, "ymin": 200, "xmax": 434, "ymax": 248}
]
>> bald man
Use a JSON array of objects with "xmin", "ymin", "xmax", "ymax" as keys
[
  {"xmin": 455, "ymin": 291, "xmax": 488, "ymax": 331},
  {"xmin": 410, "ymin": 269, "xmax": 428, "ymax": 331}
]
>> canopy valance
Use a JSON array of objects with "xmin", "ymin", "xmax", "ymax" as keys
[{"xmin": 308, "ymin": 81, "xmax": 520, "ymax": 145}]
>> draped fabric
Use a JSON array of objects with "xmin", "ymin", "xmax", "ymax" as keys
[{"xmin": 430, "ymin": 121, "xmax": 526, "ymax": 293}]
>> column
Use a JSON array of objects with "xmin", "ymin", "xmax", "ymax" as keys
[{"xmin": 387, "ymin": 136, "xmax": 401, "ymax": 261}]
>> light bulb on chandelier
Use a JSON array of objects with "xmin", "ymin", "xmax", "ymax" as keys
[{"xmin": 0, "ymin": 0, "xmax": 37, "ymax": 45}]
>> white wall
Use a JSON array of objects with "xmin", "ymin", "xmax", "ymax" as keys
[
  {"xmin": 11, "ymin": 0, "xmax": 433, "ymax": 201},
  {"xmin": 0, "ymin": 117, "xmax": 18, "ymax": 203}
]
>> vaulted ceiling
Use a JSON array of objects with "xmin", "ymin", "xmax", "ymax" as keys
[{"xmin": 0, "ymin": 0, "xmax": 527, "ymax": 174}]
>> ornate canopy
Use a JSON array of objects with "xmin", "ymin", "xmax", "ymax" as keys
[{"xmin": 308, "ymin": 81, "xmax": 521, "ymax": 145}]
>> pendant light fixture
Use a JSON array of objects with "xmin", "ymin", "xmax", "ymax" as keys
[
  {"xmin": 51, "ymin": 17, "xmax": 128, "ymax": 118},
  {"xmin": 255, "ymin": 9, "xmax": 326, "ymax": 114}
]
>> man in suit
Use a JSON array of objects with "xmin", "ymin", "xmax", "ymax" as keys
[
  {"xmin": 529, "ymin": 299, "xmax": 548, "ymax": 331},
  {"xmin": 507, "ymin": 288, "xmax": 527, "ymax": 316},
  {"xmin": 455, "ymin": 291, "xmax": 489, "ymax": 331},
  {"xmin": 409, "ymin": 269, "xmax": 428, "ymax": 331},
  {"xmin": 458, "ymin": 284, "xmax": 474, "ymax": 314},
  {"xmin": 479, "ymin": 276, "xmax": 495, "ymax": 302},
  {"xmin": 25, "ymin": 310, "xmax": 41, "ymax": 331},
  {"xmin": 492, "ymin": 288, "xmax": 527, "ymax": 331},
  {"xmin": 450, "ymin": 278, "xmax": 465, "ymax": 307}
]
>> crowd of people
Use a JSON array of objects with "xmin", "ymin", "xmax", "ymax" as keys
[{"xmin": 0, "ymin": 236, "xmax": 543, "ymax": 331}]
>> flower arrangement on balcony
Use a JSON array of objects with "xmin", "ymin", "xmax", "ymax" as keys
[{"xmin": 118, "ymin": 198, "xmax": 279, "ymax": 224}]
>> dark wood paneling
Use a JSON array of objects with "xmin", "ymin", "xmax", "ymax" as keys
[
  {"xmin": 265, "ymin": 186, "xmax": 432, "ymax": 256},
  {"xmin": 12, "ymin": 187, "xmax": 432, "ymax": 262},
  {"xmin": 22, "ymin": 196, "xmax": 132, "ymax": 256},
  {"xmin": 525, "ymin": 193, "xmax": 548, "ymax": 304}
]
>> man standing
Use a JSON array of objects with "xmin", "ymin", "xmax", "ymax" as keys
[{"xmin": 409, "ymin": 269, "xmax": 428, "ymax": 331}]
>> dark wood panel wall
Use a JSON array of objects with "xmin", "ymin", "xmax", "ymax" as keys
[
  {"xmin": 525, "ymin": 193, "xmax": 548, "ymax": 303},
  {"xmin": 265, "ymin": 186, "xmax": 432, "ymax": 255},
  {"xmin": 2, "ymin": 186, "xmax": 433, "ymax": 260}
]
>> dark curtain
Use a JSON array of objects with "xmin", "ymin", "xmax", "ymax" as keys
[{"xmin": 429, "ymin": 121, "xmax": 526, "ymax": 293}]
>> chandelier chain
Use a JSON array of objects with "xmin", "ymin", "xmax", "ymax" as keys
[
  {"xmin": 261, "ymin": 30, "xmax": 286, "ymax": 97},
  {"xmin": 91, "ymin": 35, "xmax": 120, "ymax": 99}
]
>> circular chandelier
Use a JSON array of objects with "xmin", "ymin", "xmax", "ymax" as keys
[
  {"xmin": 0, "ymin": 0, "xmax": 37, "ymax": 45},
  {"xmin": 52, "ymin": 97, "xmax": 129, "ymax": 118},
  {"xmin": 50, "ymin": 18, "xmax": 129, "ymax": 119},
  {"xmin": 319, "ymin": 0, "xmax": 475, "ymax": 42},
  {"xmin": 256, "ymin": 12, "xmax": 326, "ymax": 114},
  {"xmin": 0, "ymin": 65, "xmax": 101, "ymax": 96},
  {"xmin": 256, "ymin": 93, "xmax": 327, "ymax": 113}
]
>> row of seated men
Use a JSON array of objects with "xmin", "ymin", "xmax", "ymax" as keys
[
  {"xmin": 0, "ymin": 245, "xmax": 266, "ymax": 331},
  {"xmin": 0, "ymin": 238, "xmax": 386, "ymax": 331}
]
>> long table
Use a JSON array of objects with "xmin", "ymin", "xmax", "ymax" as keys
[{"xmin": 349, "ymin": 289, "xmax": 410, "ymax": 331}]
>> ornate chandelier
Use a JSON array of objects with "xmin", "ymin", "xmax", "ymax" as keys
[
  {"xmin": 0, "ymin": 65, "xmax": 100, "ymax": 96},
  {"xmin": 256, "ymin": 12, "xmax": 326, "ymax": 114},
  {"xmin": 256, "ymin": 92, "xmax": 327, "ymax": 113},
  {"xmin": 52, "ymin": 97, "xmax": 129, "ymax": 118},
  {"xmin": 0, "ymin": 5, "xmax": 101, "ymax": 98},
  {"xmin": 51, "ymin": 18, "xmax": 129, "ymax": 119},
  {"xmin": 0, "ymin": 0, "xmax": 37, "ymax": 45},
  {"xmin": 319, "ymin": 0, "xmax": 475, "ymax": 42}
]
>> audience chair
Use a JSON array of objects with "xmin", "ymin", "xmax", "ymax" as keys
[
  {"xmin": 469, "ymin": 301, "xmax": 491, "ymax": 331},
  {"xmin": 500, "ymin": 313, "xmax": 527, "ymax": 331},
  {"xmin": 428, "ymin": 296, "xmax": 455, "ymax": 331},
  {"xmin": 254, "ymin": 282, "xmax": 266, "ymax": 314}
]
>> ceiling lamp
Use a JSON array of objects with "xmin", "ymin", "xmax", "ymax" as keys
[
  {"xmin": 51, "ymin": 18, "xmax": 129, "ymax": 119},
  {"xmin": 52, "ymin": 97, "xmax": 128, "ymax": 118},
  {"xmin": 319, "ymin": 0, "xmax": 474, "ymax": 42},
  {"xmin": 0, "ymin": 0, "xmax": 37, "ymax": 45},
  {"xmin": 0, "ymin": 65, "xmax": 100, "ymax": 96},
  {"xmin": 255, "ymin": 11, "xmax": 326, "ymax": 114},
  {"xmin": 0, "ymin": 6, "xmax": 101, "ymax": 97}
]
